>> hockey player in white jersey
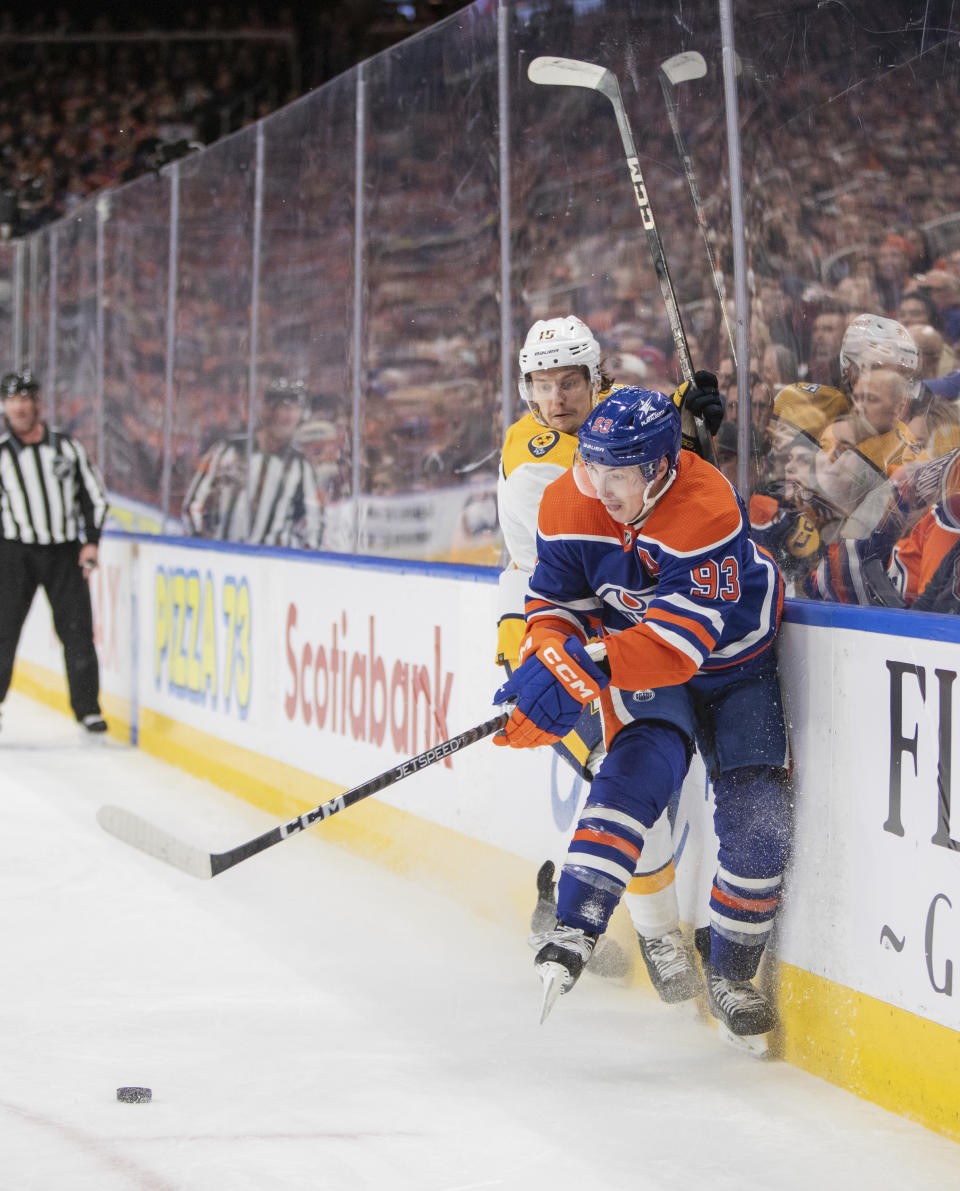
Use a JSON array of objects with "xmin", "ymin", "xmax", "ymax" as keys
[{"xmin": 497, "ymin": 315, "xmax": 724, "ymax": 1003}]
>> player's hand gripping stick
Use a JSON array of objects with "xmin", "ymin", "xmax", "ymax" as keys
[{"xmin": 493, "ymin": 636, "xmax": 609, "ymax": 749}]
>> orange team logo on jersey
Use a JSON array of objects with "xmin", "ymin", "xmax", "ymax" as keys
[
  {"xmin": 637, "ymin": 546, "xmax": 660, "ymax": 575},
  {"xmin": 528, "ymin": 430, "xmax": 560, "ymax": 458},
  {"xmin": 596, "ymin": 582, "xmax": 651, "ymax": 621}
]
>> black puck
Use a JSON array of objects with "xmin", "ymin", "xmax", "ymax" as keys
[{"xmin": 117, "ymin": 1086, "xmax": 152, "ymax": 1103}]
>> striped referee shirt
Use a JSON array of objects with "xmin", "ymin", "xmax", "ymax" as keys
[
  {"xmin": 182, "ymin": 435, "xmax": 322, "ymax": 549},
  {"xmin": 0, "ymin": 424, "xmax": 108, "ymax": 545}
]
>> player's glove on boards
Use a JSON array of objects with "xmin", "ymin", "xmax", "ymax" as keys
[
  {"xmin": 673, "ymin": 370, "xmax": 723, "ymax": 436},
  {"xmin": 493, "ymin": 635, "xmax": 609, "ymax": 749}
]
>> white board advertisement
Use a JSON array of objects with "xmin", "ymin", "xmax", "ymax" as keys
[
  {"xmin": 137, "ymin": 539, "xmax": 583, "ymax": 860},
  {"xmin": 17, "ymin": 535, "xmax": 960, "ymax": 1036}
]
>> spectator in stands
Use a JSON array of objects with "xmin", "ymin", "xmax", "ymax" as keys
[
  {"xmin": 898, "ymin": 290, "xmax": 942, "ymax": 331},
  {"xmin": 724, "ymin": 368, "xmax": 774, "ymax": 444},
  {"xmin": 835, "ymin": 275, "xmax": 881, "ymax": 318},
  {"xmin": 805, "ymin": 304, "xmax": 848, "ymax": 387},
  {"xmin": 756, "ymin": 278, "xmax": 802, "ymax": 360},
  {"xmin": 751, "ymin": 315, "xmax": 922, "ymax": 591},
  {"xmin": 912, "ymin": 271, "xmax": 960, "ymax": 345},
  {"xmin": 905, "ymin": 389, "xmax": 960, "ymax": 460},
  {"xmin": 761, "ymin": 343, "xmax": 799, "ymax": 393},
  {"xmin": 875, "ymin": 234, "xmax": 914, "ymax": 316},
  {"xmin": 714, "ymin": 419, "xmax": 762, "ymax": 492},
  {"xmin": 804, "ymin": 450, "xmax": 960, "ymax": 610},
  {"xmin": 908, "ymin": 323, "xmax": 954, "ymax": 380},
  {"xmin": 819, "ymin": 363, "xmax": 925, "ymax": 479},
  {"xmin": 750, "ymin": 373, "xmax": 776, "ymax": 444}
]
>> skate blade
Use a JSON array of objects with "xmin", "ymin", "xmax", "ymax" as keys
[
  {"xmin": 538, "ymin": 961, "xmax": 568, "ymax": 1024},
  {"xmin": 718, "ymin": 1021, "xmax": 770, "ymax": 1059}
]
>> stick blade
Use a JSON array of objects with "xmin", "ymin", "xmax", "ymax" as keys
[
  {"xmin": 96, "ymin": 805, "xmax": 214, "ymax": 880},
  {"xmin": 527, "ymin": 56, "xmax": 612, "ymax": 92},
  {"xmin": 659, "ymin": 51, "xmax": 708, "ymax": 85}
]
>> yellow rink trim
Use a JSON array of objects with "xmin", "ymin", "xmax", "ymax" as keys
[
  {"xmin": 135, "ymin": 705, "xmax": 538, "ymax": 927},
  {"xmin": 11, "ymin": 671, "xmax": 960, "ymax": 1143},
  {"xmin": 11, "ymin": 659, "xmax": 131, "ymax": 740},
  {"xmin": 777, "ymin": 962, "xmax": 960, "ymax": 1142}
]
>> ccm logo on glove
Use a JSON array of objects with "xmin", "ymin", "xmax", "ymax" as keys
[
  {"xmin": 491, "ymin": 635, "xmax": 610, "ymax": 750},
  {"xmin": 540, "ymin": 642, "xmax": 602, "ymax": 701}
]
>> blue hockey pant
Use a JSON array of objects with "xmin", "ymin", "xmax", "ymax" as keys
[{"xmin": 556, "ymin": 646, "xmax": 790, "ymax": 981}]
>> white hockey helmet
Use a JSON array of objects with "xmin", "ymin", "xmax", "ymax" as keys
[
  {"xmin": 518, "ymin": 316, "xmax": 602, "ymax": 423},
  {"xmin": 839, "ymin": 314, "xmax": 920, "ymax": 400}
]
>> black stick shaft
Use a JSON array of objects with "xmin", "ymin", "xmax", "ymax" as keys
[
  {"xmin": 208, "ymin": 712, "xmax": 509, "ymax": 876},
  {"xmin": 600, "ymin": 82, "xmax": 719, "ymax": 465},
  {"xmin": 528, "ymin": 57, "xmax": 718, "ymax": 466},
  {"xmin": 658, "ymin": 72, "xmax": 738, "ymax": 365}
]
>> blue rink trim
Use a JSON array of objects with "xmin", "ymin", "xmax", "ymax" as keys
[
  {"xmin": 782, "ymin": 597, "xmax": 960, "ymax": 643},
  {"xmin": 103, "ymin": 530, "xmax": 496, "ymax": 584},
  {"xmin": 104, "ymin": 532, "xmax": 960, "ymax": 639}
]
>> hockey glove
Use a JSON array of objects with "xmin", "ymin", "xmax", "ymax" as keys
[
  {"xmin": 673, "ymin": 370, "xmax": 724, "ymax": 436},
  {"xmin": 495, "ymin": 613, "xmax": 526, "ymax": 669},
  {"xmin": 493, "ymin": 635, "xmax": 609, "ymax": 749}
]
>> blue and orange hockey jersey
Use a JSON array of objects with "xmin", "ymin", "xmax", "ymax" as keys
[{"xmin": 525, "ymin": 451, "xmax": 784, "ymax": 691}]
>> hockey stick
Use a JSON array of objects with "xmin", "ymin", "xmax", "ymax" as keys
[
  {"xmin": 527, "ymin": 55, "xmax": 717, "ymax": 465},
  {"xmin": 657, "ymin": 52, "xmax": 738, "ymax": 365},
  {"xmin": 96, "ymin": 712, "xmax": 508, "ymax": 879}
]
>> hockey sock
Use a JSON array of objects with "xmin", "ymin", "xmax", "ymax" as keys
[
  {"xmin": 709, "ymin": 764, "xmax": 789, "ymax": 979},
  {"xmin": 556, "ymin": 721, "xmax": 688, "ymax": 934}
]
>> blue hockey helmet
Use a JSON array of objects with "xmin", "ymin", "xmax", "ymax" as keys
[{"xmin": 577, "ymin": 387, "xmax": 682, "ymax": 483}]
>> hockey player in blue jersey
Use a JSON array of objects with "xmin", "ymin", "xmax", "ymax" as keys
[
  {"xmin": 498, "ymin": 315, "xmax": 725, "ymax": 1003},
  {"xmin": 493, "ymin": 386, "xmax": 790, "ymax": 1045}
]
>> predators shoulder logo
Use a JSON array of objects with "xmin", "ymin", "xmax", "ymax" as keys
[{"xmin": 528, "ymin": 430, "xmax": 560, "ymax": 458}]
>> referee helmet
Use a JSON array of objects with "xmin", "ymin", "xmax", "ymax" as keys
[
  {"xmin": 1, "ymin": 369, "xmax": 40, "ymax": 399},
  {"xmin": 264, "ymin": 377, "xmax": 307, "ymax": 407}
]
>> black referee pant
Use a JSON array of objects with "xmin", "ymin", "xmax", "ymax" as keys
[{"xmin": 0, "ymin": 539, "xmax": 102, "ymax": 721}]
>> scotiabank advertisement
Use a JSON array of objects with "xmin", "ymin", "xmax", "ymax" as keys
[{"xmin": 138, "ymin": 540, "xmax": 572, "ymax": 858}]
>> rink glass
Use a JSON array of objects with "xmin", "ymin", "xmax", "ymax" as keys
[{"xmin": 2, "ymin": 1, "xmax": 958, "ymax": 614}]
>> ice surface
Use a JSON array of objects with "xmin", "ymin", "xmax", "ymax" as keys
[{"xmin": 1, "ymin": 690, "xmax": 957, "ymax": 1190}]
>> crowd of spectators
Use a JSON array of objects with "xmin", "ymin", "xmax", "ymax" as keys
[
  {"xmin": 7, "ymin": 0, "xmax": 960, "ymax": 596},
  {"xmin": 500, "ymin": 1, "xmax": 960, "ymax": 609},
  {"xmin": 0, "ymin": 2, "xmax": 472, "ymax": 238}
]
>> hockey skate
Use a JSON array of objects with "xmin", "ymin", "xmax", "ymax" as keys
[
  {"xmin": 636, "ymin": 929, "xmax": 704, "ymax": 1004},
  {"xmin": 533, "ymin": 921, "xmax": 597, "ymax": 1023},
  {"xmin": 529, "ymin": 860, "xmax": 558, "ymax": 935},
  {"xmin": 695, "ymin": 927, "xmax": 777, "ymax": 1057},
  {"xmin": 528, "ymin": 863, "xmax": 629, "ymax": 980}
]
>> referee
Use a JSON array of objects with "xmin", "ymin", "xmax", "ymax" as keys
[
  {"xmin": 182, "ymin": 378, "xmax": 322, "ymax": 548},
  {"xmin": 0, "ymin": 370, "xmax": 109, "ymax": 733}
]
